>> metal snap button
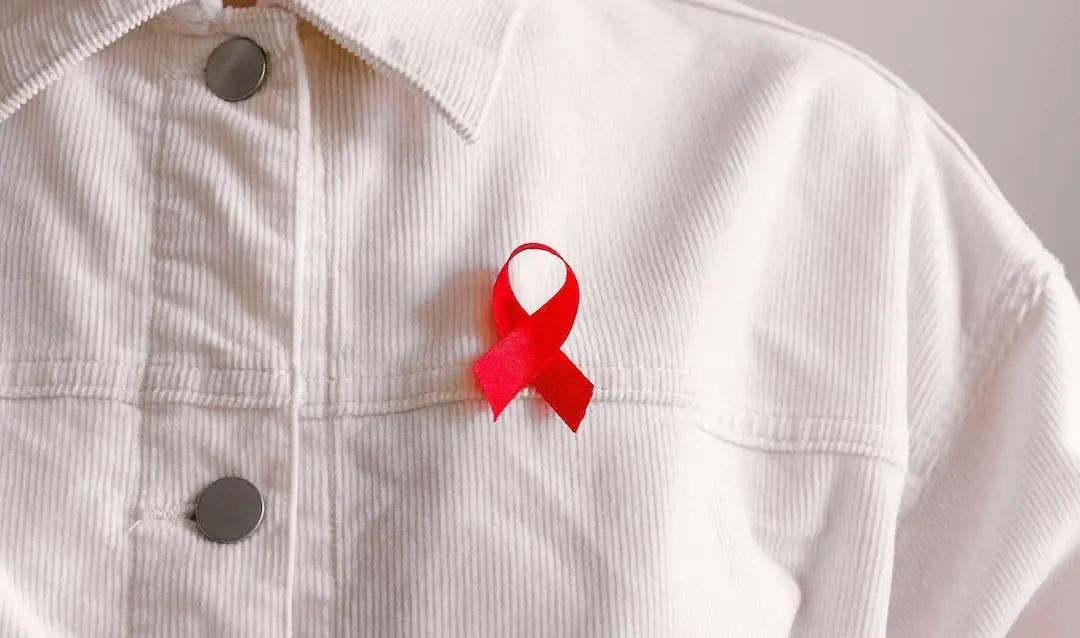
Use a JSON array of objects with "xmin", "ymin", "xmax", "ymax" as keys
[
  {"xmin": 194, "ymin": 476, "xmax": 265, "ymax": 543},
  {"xmin": 204, "ymin": 37, "xmax": 268, "ymax": 102}
]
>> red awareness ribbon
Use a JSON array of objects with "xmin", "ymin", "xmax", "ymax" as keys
[{"xmin": 472, "ymin": 242, "xmax": 594, "ymax": 432}]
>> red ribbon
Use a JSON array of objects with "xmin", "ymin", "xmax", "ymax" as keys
[{"xmin": 472, "ymin": 243, "xmax": 594, "ymax": 432}]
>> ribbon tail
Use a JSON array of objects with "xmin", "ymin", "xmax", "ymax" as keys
[
  {"xmin": 473, "ymin": 356, "xmax": 518, "ymax": 419},
  {"xmin": 532, "ymin": 352, "xmax": 594, "ymax": 432}
]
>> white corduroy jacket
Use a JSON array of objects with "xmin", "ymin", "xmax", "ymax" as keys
[{"xmin": 1, "ymin": 0, "xmax": 1078, "ymax": 636}]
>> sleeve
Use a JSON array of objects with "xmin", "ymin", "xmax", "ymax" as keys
[{"xmin": 887, "ymin": 99, "xmax": 1080, "ymax": 637}]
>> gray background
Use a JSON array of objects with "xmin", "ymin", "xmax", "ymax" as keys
[{"xmin": 746, "ymin": 0, "xmax": 1080, "ymax": 276}]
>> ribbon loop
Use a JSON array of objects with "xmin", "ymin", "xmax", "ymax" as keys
[{"xmin": 472, "ymin": 243, "xmax": 594, "ymax": 431}]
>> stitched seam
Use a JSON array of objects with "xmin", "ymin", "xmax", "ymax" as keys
[
  {"xmin": 667, "ymin": 0, "xmax": 1012, "ymax": 205},
  {"xmin": 321, "ymin": 362, "xmax": 695, "ymax": 378},
  {"xmin": 0, "ymin": 387, "xmax": 689, "ymax": 407},
  {"xmin": 329, "ymin": 398, "xmax": 341, "ymax": 638},
  {"xmin": 283, "ymin": 19, "xmax": 313, "ymax": 634},
  {"xmin": 359, "ymin": 362, "xmax": 696, "ymax": 375},
  {"xmin": 315, "ymin": 390, "xmax": 690, "ymax": 410},
  {"xmin": 698, "ymin": 426, "xmax": 906, "ymax": 469},
  {"xmin": 0, "ymin": 359, "xmax": 904, "ymax": 424},
  {"xmin": 324, "ymin": 84, "xmax": 342, "ymax": 638},
  {"xmin": 0, "ymin": 382, "xmax": 890, "ymax": 428},
  {"xmin": 0, "ymin": 360, "xmax": 291, "ymax": 372},
  {"xmin": 0, "ymin": 378, "xmax": 899, "ymax": 439},
  {"xmin": 0, "ymin": 381, "xmax": 897, "ymax": 428},
  {"xmin": 0, "ymin": 384, "xmax": 278, "ymax": 396},
  {"xmin": 0, "ymin": 360, "xmax": 688, "ymax": 376},
  {"xmin": 703, "ymin": 422, "xmax": 898, "ymax": 450},
  {"xmin": 124, "ymin": 31, "xmax": 173, "ymax": 637}
]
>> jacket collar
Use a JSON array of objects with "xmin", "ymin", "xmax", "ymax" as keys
[{"xmin": 0, "ymin": 0, "xmax": 533, "ymax": 142}]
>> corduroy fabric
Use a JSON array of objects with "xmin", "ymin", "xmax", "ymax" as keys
[{"xmin": 0, "ymin": 0, "xmax": 1078, "ymax": 636}]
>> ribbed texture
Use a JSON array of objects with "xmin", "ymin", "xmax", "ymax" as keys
[{"xmin": 0, "ymin": 0, "xmax": 1078, "ymax": 636}]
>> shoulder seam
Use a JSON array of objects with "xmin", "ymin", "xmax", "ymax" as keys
[{"xmin": 666, "ymin": 0, "xmax": 1009, "ymax": 204}]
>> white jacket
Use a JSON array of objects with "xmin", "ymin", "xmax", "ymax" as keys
[{"xmin": 0, "ymin": 0, "xmax": 1077, "ymax": 635}]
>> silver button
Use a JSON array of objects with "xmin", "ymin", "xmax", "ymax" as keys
[
  {"xmin": 195, "ymin": 477, "xmax": 265, "ymax": 544},
  {"xmin": 204, "ymin": 37, "xmax": 268, "ymax": 102}
]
